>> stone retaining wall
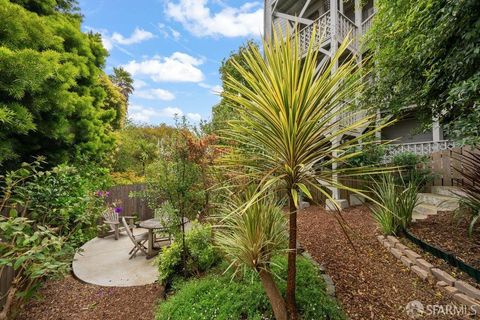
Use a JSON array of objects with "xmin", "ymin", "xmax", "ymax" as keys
[{"xmin": 378, "ymin": 235, "xmax": 480, "ymax": 312}]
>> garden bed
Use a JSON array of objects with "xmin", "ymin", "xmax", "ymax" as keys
[
  {"xmin": 297, "ymin": 205, "xmax": 457, "ymax": 320},
  {"xmin": 156, "ymin": 256, "xmax": 345, "ymax": 320},
  {"xmin": 408, "ymin": 211, "xmax": 480, "ymax": 270},
  {"xmin": 403, "ymin": 211, "xmax": 480, "ymax": 288}
]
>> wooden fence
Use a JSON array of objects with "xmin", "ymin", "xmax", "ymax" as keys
[
  {"xmin": 428, "ymin": 147, "xmax": 479, "ymax": 187},
  {"xmin": 106, "ymin": 184, "xmax": 154, "ymax": 221},
  {"xmin": 0, "ymin": 267, "xmax": 14, "ymax": 309}
]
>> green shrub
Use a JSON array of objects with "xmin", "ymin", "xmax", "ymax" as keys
[
  {"xmin": 7, "ymin": 160, "xmax": 109, "ymax": 248},
  {"xmin": 0, "ymin": 161, "xmax": 86, "ymax": 319},
  {"xmin": 392, "ymin": 152, "xmax": 432, "ymax": 186},
  {"xmin": 158, "ymin": 241, "xmax": 183, "ymax": 284},
  {"xmin": 157, "ymin": 222, "xmax": 221, "ymax": 284},
  {"xmin": 370, "ymin": 173, "xmax": 420, "ymax": 235},
  {"xmin": 156, "ymin": 256, "xmax": 345, "ymax": 320}
]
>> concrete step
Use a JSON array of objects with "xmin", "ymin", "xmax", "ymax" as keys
[
  {"xmin": 431, "ymin": 186, "xmax": 466, "ymax": 198},
  {"xmin": 414, "ymin": 203, "xmax": 438, "ymax": 216},
  {"xmin": 412, "ymin": 212, "xmax": 429, "ymax": 222},
  {"xmin": 417, "ymin": 193, "xmax": 459, "ymax": 211}
]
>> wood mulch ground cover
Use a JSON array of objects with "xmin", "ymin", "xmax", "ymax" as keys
[
  {"xmin": 405, "ymin": 211, "xmax": 480, "ymax": 289},
  {"xmin": 408, "ymin": 211, "xmax": 480, "ymax": 270},
  {"xmin": 16, "ymin": 276, "xmax": 164, "ymax": 320},
  {"xmin": 297, "ymin": 205, "xmax": 468, "ymax": 320}
]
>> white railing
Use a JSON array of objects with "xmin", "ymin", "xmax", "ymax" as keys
[
  {"xmin": 361, "ymin": 13, "xmax": 375, "ymax": 34},
  {"xmin": 339, "ymin": 110, "xmax": 369, "ymax": 129},
  {"xmin": 298, "ymin": 11, "xmax": 331, "ymax": 55},
  {"xmin": 337, "ymin": 12, "xmax": 358, "ymax": 51},
  {"xmin": 383, "ymin": 140, "xmax": 456, "ymax": 163}
]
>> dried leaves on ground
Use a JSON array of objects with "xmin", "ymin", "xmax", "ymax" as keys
[
  {"xmin": 297, "ymin": 205, "xmax": 465, "ymax": 320},
  {"xmin": 17, "ymin": 276, "xmax": 164, "ymax": 320}
]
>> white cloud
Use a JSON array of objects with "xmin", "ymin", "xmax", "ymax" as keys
[
  {"xmin": 198, "ymin": 83, "xmax": 223, "ymax": 95},
  {"xmin": 135, "ymin": 88, "xmax": 176, "ymax": 101},
  {"xmin": 123, "ymin": 52, "xmax": 205, "ymax": 83},
  {"xmin": 129, "ymin": 104, "xmax": 183, "ymax": 123},
  {"xmin": 165, "ymin": 0, "xmax": 263, "ymax": 38},
  {"xmin": 210, "ymin": 85, "xmax": 223, "ymax": 94},
  {"xmin": 128, "ymin": 105, "xmax": 202, "ymax": 123},
  {"xmin": 134, "ymin": 79, "xmax": 148, "ymax": 90},
  {"xmin": 111, "ymin": 28, "xmax": 155, "ymax": 45},
  {"xmin": 157, "ymin": 23, "xmax": 182, "ymax": 40},
  {"xmin": 169, "ymin": 27, "xmax": 181, "ymax": 40},
  {"xmin": 187, "ymin": 113, "xmax": 202, "ymax": 122},
  {"xmin": 85, "ymin": 26, "xmax": 154, "ymax": 51}
]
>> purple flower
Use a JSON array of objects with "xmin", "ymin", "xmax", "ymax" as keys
[
  {"xmin": 105, "ymin": 191, "xmax": 110, "ymax": 197},
  {"xmin": 114, "ymin": 207, "xmax": 123, "ymax": 213},
  {"xmin": 96, "ymin": 190, "xmax": 103, "ymax": 197}
]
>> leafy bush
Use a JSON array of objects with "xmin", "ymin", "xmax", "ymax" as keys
[
  {"xmin": 156, "ymin": 256, "xmax": 345, "ymax": 320},
  {"xmin": 454, "ymin": 150, "xmax": 480, "ymax": 235},
  {"xmin": 6, "ymin": 161, "xmax": 109, "ymax": 248},
  {"xmin": 370, "ymin": 173, "xmax": 419, "ymax": 235},
  {"xmin": 0, "ymin": 215, "xmax": 72, "ymax": 319},
  {"xmin": 110, "ymin": 170, "xmax": 145, "ymax": 185},
  {"xmin": 392, "ymin": 152, "xmax": 432, "ymax": 187},
  {"xmin": 345, "ymin": 144, "xmax": 385, "ymax": 168},
  {"xmin": 157, "ymin": 222, "xmax": 221, "ymax": 284}
]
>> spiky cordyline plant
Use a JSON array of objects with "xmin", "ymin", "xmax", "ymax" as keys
[
  {"xmin": 369, "ymin": 173, "xmax": 419, "ymax": 235},
  {"xmin": 218, "ymin": 27, "xmax": 392, "ymax": 319},
  {"xmin": 216, "ymin": 191, "xmax": 288, "ymax": 320}
]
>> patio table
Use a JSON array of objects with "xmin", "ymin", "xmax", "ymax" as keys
[{"xmin": 138, "ymin": 219, "xmax": 167, "ymax": 258}]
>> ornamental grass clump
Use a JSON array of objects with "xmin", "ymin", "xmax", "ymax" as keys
[{"xmin": 369, "ymin": 173, "xmax": 419, "ymax": 235}]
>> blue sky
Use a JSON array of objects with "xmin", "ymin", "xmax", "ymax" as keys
[{"xmin": 78, "ymin": 0, "xmax": 264, "ymax": 125}]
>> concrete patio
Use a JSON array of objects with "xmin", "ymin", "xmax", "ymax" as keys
[{"xmin": 73, "ymin": 229, "xmax": 159, "ymax": 287}]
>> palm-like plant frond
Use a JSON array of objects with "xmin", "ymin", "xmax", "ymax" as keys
[
  {"xmin": 219, "ymin": 27, "xmax": 393, "ymax": 209},
  {"xmin": 215, "ymin": 192, "xmax": 288, "ymax": 274}
]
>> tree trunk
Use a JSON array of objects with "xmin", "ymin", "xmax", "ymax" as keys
[
  {"xmin": 258, "ymin": 268, "xmax": 288, "ymax": 320},
  {"xmin": 286, "ymin": 195, "xmax": 298, "ymax": 320}
]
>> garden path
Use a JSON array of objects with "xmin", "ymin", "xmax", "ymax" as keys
[{"xmin": 297, "ymin": 205, "xmax": 468, "ymax": 320}]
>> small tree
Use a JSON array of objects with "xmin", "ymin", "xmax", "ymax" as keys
[
  {"xmin": 216, "ymin": 192, "xmax": 288, "ymax": 320},
  {"xmin": 140, "ymin": 119, "xmax": 218, "ymax": 275},
  {"xmin": 220, "ymin": 29, "xmax": 389, "ymax": 319}
]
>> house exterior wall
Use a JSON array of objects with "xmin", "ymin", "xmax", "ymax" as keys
[{"xmin": 381, "ymin": 118, "xmax": 433, "ymax": 144}]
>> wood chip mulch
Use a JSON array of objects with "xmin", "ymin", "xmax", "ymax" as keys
[
  {"xmin": 16, "ymin": 276, "xmax": 164, "ymax": 320},
  {"xmin": 408, "ymin": 211, "xmax": 480, "ymax": 270},
  {"xmin": 404, "ymin": 211, "xmax": 480, "ymax": 289},
  {"xmin": 297, "ymin": 205, "xmax": 465, "ymax": 320}
]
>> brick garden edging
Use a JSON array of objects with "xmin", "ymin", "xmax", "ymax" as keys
[
  {"xmin": 378, "ymin": 235, "xmax": 480, "ymax": 312},
  {"xmin": 301, "ymin": 251, "xmax": 336, "ymax": 297}
]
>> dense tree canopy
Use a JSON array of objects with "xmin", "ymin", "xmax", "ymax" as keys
[
  {"xmin": 0, "ymin": 0, "xmax": 126, "ymax": 169},
  {"xmin": 208, "ymin": 40, "xmax": 257, "ymax": 135},
  {"xmin": 365, "ymin": 0, "xmax": 480, "ymax": 145},
  {"xmin": 112, "ymin": 123, "xmax": 176, "ymax": 176}
]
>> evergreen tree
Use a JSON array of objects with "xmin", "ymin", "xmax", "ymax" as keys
[{"xmin": 0, "ymin": 0, "xmax": 126, "ymax": 169}]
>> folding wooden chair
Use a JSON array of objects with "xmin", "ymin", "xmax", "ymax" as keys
[{"xmin": 122, "ymin": 217, "xmax": 149, "ymax": 259}]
